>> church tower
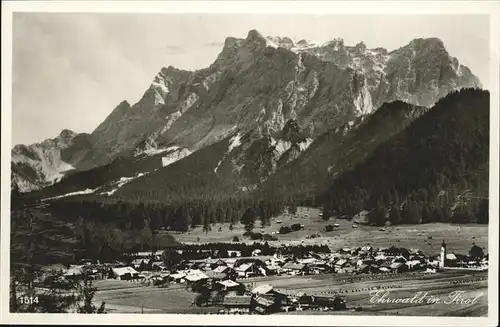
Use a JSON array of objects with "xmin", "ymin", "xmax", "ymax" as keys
[{"xmin": 440, "ymin": 240, "xmax": 446, "ymax": 268}]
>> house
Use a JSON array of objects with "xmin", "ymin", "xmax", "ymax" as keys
[
  {"xmin": 379, "ymin": 261, "xmax": 392, "ymax": 273},
  {"xmin": 281, "ymin": 262, "xmax": 309, "ymax": 275},
  {"xmin": 169, "ymin": 272, "xmax": 187, "ymax": 283},
  {"xmin": 214, "ymin": 265, "xmax": 229, "ymax": 273},
  {"xmin": 41, "ymin": 263, "xmax": 67, "ymax": 274},
  {"xmin": 222, "ymin": 295, "xmax": 253, "ymax": 313},
  {"xmin": 298, "ymin": 258, "xmax": 325, "ymax": 265},
  {"xmin": 253, "ymin": 295, "xmax": 280, "ymax": 314},
  {"xmin": 112, "ymin": 266, "xmax": 140, "ymax": 280},
  {"xmin": 334, "ymin": 259, "xmax": 354, "ymax": 273},
  {"xmin": 216, "ymin": 279, "xmax": 242, "ymax": 292},
  {"xmin": 210, "ymin": 259, "xmax": 227, "ymax": 270},
  {"xmin": 63, "ymin": 265, "xmax": 84, "ymax": 280},
  {"xmin": 334, "ymin": 259, "xmax": 348, "ymax": 268},
  {"xmin": 357, "ymin": 264, "xmax": 379, "ymax": 274},
  {"xmin": 361, "ymin": 245, "xmax": 373, "ymax": 252},
  {"xmin": 185, "ymin": 271, "xmax": 209, "ymax": 283},
  {"xmin": 311, "ymin": 296, "xmax": 346, "ymax": 310},
  {"xmin": 236, "ymin": 263, "xmax": 260, "ymax": 278},
  {"xmin": 80, "ymin": 259, "xmax": 94, "ymax": 265},
  {"xmin": 339, "ymin": 248, "xmax": 352, "ymax": 254},
  {"xmin": 154, "ymin": 250, "xmax": 164, "ymax": 258},
  {"xmin": 406, "ymin": 260, "xmax": 423, "ymax": 270},
  {"xmin": 185, "ymin": 271, "xmax": 210, "ymax": 292},
  {"xmin": 427, "ymin": 255, "xmax": 441, "ymax": 267},
  {"xmin": 252, "ymin": 284, "xmax": 274, "ymax": 296},
  {"xmin": 389, "ymin": 262, "xmax": 408, "ymax": 273},
  {"xmin": 131, "ymin": 259, "xmax": 145, "ymax": 269},
  {"xmin": 252, "ymin": 249, "xmax": 262, "ymax": 256},
  {"xmin": 310, "ymin": 264, "xmax": 333, "ymax": 274},
  {"xmin": 135, "ymin": 251, "xmax": 153, "ymax": 259},
  {"xmin": 392, "ymin": 255, "xmax": 407, "ymax": 263},
  {"xmin": 213, "ymin": 265, "xmax": 237, "ymax": 280},
  {"xmin": 253, "ymin": 289, "xmax": 289, "ymax": 315},
  {"xmin": 196, "ymin": 262, "xmax": 209, "ymax": 271},
  {"xmin": 151, "ymin": 261, "xmax": 166, "ymax": 271},
  {"xmin": 205, "ymin": 270, "xmax": 227, "ymax": 281},
  {"xmin": 291, "ymin": 292, "xmax": 314, "ymax": 309},
  {"xmin": 445, "ymin": 253, "xmax": 458, "ymax": 267}
]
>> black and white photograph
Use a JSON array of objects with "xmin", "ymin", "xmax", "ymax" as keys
[{"xmin": 1, "ymin": 1, "xmax": 498, "ymax": 326}]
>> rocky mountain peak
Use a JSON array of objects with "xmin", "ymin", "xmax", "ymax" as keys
[
  {"xmin": 223, "ymin": 36, "xmax": 239, "ymax": 48},
  {"xmin": 245, "ymin": 29, "xmax": 267, "ymax": 49},
  {"xmin": 354, "ymin": 41, "xmax": 367, "ymax": 52},
  {"xmin": 13, "ymin": 30, "xmax": 484, "ymax": 194},
  {"xmin": 246, "ymin": 29, "xmax": 265, "ymax": 42},
  {"xmin": 56, "ymin": 129, "xmax": 78, "ymax": 146},
  {"xmin": 324, "ymin": 38, "xmax": 345, "ymax": 49},
  {"xmin": 409, "ymin": 37, "xmax": 445, "ymax": 50}
]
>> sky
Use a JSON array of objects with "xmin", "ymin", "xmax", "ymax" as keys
[{"xmin": 12, "ymin": 13, "xmax": 490, "ymax": 145}]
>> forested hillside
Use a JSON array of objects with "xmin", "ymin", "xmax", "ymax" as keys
[
  {"xmin": 321, "ymin": 88, "xmax": 490, "ymax": 225},
  {"xmin": 261, "ymin": 101, "xmax": 427, "ymax": 202}
]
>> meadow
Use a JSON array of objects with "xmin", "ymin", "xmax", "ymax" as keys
[{"xmin": 165, "ymin": 207, "xmax": 488, "ymax": 255}]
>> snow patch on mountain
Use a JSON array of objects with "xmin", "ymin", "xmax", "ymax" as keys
[
  {"xmin": 45, "ymin": 188, "xmax": 97, "ymax": 201},
  {"xmin": 202, "ymin": 73, "xmax": 218, "ymax": 91},
  {"xmin": 161, "ymin": 148, "xmax": 192, "ymax": 167},
  {"xmin": 11, "ymin": 175, "xmax": 38, "ymax": 193},
  {"xmin": 139, "ymin": 145, "xmax": 181, "ymax": 157},
  {"xmin": 214, "ymin": 133, "xmax": 242, "ymax": 173},
  {"xmin": 12, "ymin": 146, "xmax": 75, "ymax": 184},
  {"xmin": 240, "ymin": 184, "xmax": 258, "ymax": 192},
  {"xmin": 228, "ymin": 133, "xmax": 242, "ymax": 153},
  {"xmin": 266, "ymin": 100, "xmax": 285, "ymax": 132},
  {"xmin": 101, "ymin": 176, "xmax": 136, "ymax": 196},
  {"xmin": 152, "ymin": 81, "xmax": 169, "ymax": 94},
  {"xmin": 51, "ymin": 162, "xmax": 75, "ymax": 183},
  {"xmin": 151, "ymin": 73, "xmax": 170, "ymax": 105},
  {"xmin": 298, "ymin": 138, "xmax": 313, "ymax": 151},
  {"xmin": 178, "ymin": 93, "xmax": 199, "ymax": 113},
  {"xmin": 354, "ymin": 81, "xmax": 373, "ymax": 115},
  {"xmin": 98, "ymin": 172, "xmax": 148, "ymax": 196},
  {"xmin": 273, "ymin": 139, "xmax": 292, "ymax": 158},
  {"xmin": 291, "ymin": 40, "xmax": 325, "ymax": 52}
]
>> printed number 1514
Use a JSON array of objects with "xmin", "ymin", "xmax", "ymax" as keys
[{"xmin": 19, "ymin": 296, "xmax": 39, "ymax": 304}]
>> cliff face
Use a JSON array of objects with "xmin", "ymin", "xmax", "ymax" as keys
[
  {"xmin": 11, "ymin": 130, "xmax": 94, "ymax": 191},
  {"xmin": 12, "ymin": 30, "xmax": 482, "ymax": 192}
]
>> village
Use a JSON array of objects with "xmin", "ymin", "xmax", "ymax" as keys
[{"xmin": 44, "ymin": 237, "xmax": 488, "ymax": 315}]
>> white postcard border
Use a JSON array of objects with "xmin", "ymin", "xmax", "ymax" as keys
[{"xmin": 1, "ymin": 1, "xmax": 498, "ymax": 326}]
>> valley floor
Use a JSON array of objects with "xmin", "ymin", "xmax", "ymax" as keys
[{"xmin": 92, "ymin": 207, "xmax": 489, "ymax": 316}]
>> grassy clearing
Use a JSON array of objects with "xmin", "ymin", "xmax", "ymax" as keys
[
  {"xmin": 164, "ymin": 207, "xmax": 488, "ymax": 255},
  {"xmin": 94, "ymin": 280, "xmax": 220, "ymax": 314}
]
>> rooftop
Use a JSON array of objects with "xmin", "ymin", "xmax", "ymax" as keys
[{"xmin": 252, "ymin": 284, "xmax": 273, "ymax": 295}]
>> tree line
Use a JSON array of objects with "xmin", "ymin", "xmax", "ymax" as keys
[{"xmin": 10, "ymin": 189, "xmax": 104, "ymax": 313}]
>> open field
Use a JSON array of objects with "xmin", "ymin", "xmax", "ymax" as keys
[
  {"xmin": 164, "ymin": 207, "xmax": 488, "ymax": 255},
  {"xmin": 94, "ymin": 270, "xmax": 488, "ymax": 316},
  {"xmin": 93, "ymin": 279, "xmax": 222, "ymax": 314}
]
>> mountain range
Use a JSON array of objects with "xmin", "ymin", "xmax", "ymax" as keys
[{"xmin": 12, "ymin": 29, "xmax": 483, "ymax": 208}]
